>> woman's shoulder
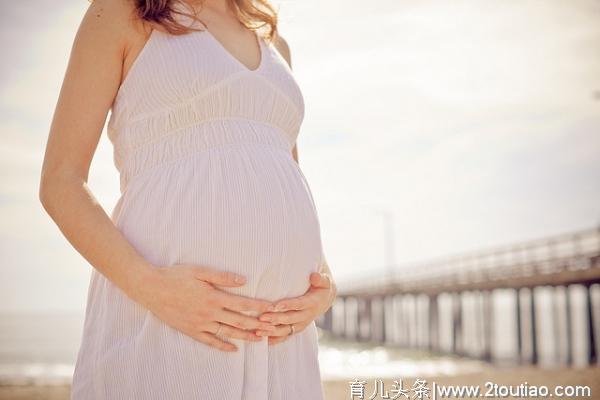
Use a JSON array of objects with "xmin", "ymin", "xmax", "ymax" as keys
[
  {"xmin": 272, "ymin": 31, "xmax": 292, "ymax": 68},
  {"xmin": 82, "ymin": 0, "xmax": 139, "ymax": 34},
  {"xmin": 82, "ymin": 0, "xmax": 158, "ymax": 52}
]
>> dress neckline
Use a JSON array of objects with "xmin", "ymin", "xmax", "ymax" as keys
[
  {"xmin": 203, "ymin": 28, "xmax": 265, "ymax": 73},
  {"xmin": 115, "ymin": 27, "xmax": 268, "ymax": 104}
]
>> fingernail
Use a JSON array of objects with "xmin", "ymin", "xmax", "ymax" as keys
[
  {"xmin": 268, "ymin": 305, "xmax": 277, "ymax": 312},
  {"xmin": 275, "ymin": 304, "xmax": 286, "ymax": 311},
  {"xmin": 260, "ymin": 315, "xmax": 272, "ymax": 322},
  {"xmin": 234, "ymin": 275, "xmax": 246, "ymax": 283}
]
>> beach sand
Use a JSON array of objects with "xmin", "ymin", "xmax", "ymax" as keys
[
  {"xmin": 0, "ymin": 385, "xmax": 70, "ymax": 400},
  {"xmin": 325, "ymin": 366, "xmax": 600, "ymax": 399},
  {"xmin": 1, "ymin": 366, "xmax": 598, "ymax": 399}
]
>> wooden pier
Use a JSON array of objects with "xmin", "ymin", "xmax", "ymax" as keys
[{"xmin": 317, "ymin": 226, "xmax": 600, "ymax": 366}]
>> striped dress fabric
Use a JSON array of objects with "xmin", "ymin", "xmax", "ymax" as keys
[{"xmin": 70, "ymin": 14, "xmax": 325, "ymax": 400}]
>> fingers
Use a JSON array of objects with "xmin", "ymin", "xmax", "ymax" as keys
[
  {"xmin": 272, "ymin": 291, "xmax": 320, "ymax": 311},
  {"xmin": 270, "ymin": 274, "xmax": 332, "ymax": 311},
  {"xmin": 256, "ymin": 323, "xmax": 293, "ymax": 338},
  {"xmin": 257, "ymin": 321, "xmax": 310, "ymax": 344},
  {"xmin": 268, "ymin": 335, "xmax": 288, "ymax": 345},
  {"xmin": 212, "ymin": 290, "xmax": 276, "ymax": 314},
  {"xmin": 310, "ymin": 272, "xmax": 332, "ymax": 289},
  {"xmin": 208, "ymin": 322, "xmax": 263, "ymax": 342},
  {"xmin": 215, "ymin": 309, "xmax": 277, "ymax": 332},
  {"xmin": 195, "ymin": 331, "xmax": 238, "ymax": 352},
  {"xmin": 194, "ymin": 320, "xmax": 268, "ymax": 352},
  {"xmin": 258, "ymin": 321, "xmax": 310, "ymax": 338},
  {"xmin": 258, "ymin": 309, "xmax": 312, "ymax": 325},
  {"xmin": 194, "ymin": 266, "xmax": 247, "ymax": 287}
]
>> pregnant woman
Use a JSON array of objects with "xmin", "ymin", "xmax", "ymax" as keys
[{"xmin": 39, "ymin": 0, "xmax": 337, "ymax": 398}]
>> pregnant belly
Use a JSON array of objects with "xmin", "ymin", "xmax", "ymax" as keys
[{"xmin": 111, "ymin": 144, "xmax": 323, "ymax": 302}]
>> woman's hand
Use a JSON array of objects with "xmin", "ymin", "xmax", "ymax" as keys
[
  {"xmin": 136, "ymin": 264, "xmax": 278, "ymax": 352},
  {"xmin": 255, "ymin": 272, "xmax": 337, "ymax": 345}
]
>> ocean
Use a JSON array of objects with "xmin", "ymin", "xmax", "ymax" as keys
[
  {"xmin": 0, "ymin": 311, "xmax": 487, "ymax": 386},
  {"xmin": 1, "ymin": 287, "xmax": 594, "ymax": 386}
]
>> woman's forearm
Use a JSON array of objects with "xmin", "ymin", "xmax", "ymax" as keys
[{"xmin": 39, "ymin": 171, "xmax": 158, "ymax": 307}]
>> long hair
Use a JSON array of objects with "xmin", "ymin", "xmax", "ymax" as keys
[{"xmin": 132, "ymin": 0, "xmax": 279, "ymax": 42}]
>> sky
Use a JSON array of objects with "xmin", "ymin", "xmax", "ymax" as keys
[{"xmin": 1, "ymin": 0, "xmax": 599, "ymax": 312}]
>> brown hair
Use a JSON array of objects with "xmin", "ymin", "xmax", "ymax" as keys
[{"xmin": 133, "ymin": 0, "xmax": 278, "ymax": 42}]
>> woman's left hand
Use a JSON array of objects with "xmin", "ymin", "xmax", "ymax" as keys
[{"xmin": 255, "ymin": 272, "xmax": 337, "ymax": 345}]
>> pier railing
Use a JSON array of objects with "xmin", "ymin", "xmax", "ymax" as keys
[{"xmin": 317, "ymin": 226, "xmax": 600, "ymax": 366}]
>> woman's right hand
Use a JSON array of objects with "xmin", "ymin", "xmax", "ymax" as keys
[{"xmin": 135, "ymin": 264, "xmax": 278, "ymax": 352}]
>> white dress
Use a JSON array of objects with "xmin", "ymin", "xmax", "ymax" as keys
[{"xmin": 70, "ymin": 16, "xmax": 325, "ymax": 400}]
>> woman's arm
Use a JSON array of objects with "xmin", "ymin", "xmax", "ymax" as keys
[
  {"xmin": 39, "ymin": 0, "xmax": 153, "ymax": 301},
  {"xmin": 39, "ymin": 0, "xmax": 277, "ymax": 352}
]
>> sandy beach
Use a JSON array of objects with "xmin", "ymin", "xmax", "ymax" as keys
[
  {"xmin": 2, "ymin": 366, "xmax": 599, "ymax": 399},
  {"xmin": 325, "ymin": 366, "xmax": 600, "ymax": 399}
]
